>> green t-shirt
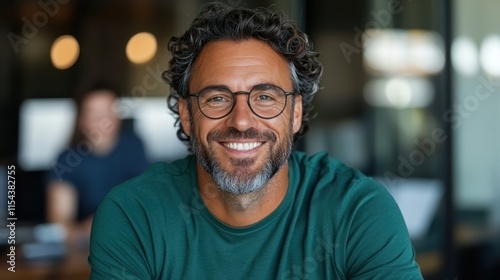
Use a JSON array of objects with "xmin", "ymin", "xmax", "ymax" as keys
[{"xmin": 89, "ymin": 152, "xmax": 423, "ymax": 279}]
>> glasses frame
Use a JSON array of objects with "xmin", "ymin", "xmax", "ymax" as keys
[{"xmin": 188, "ymin": 84, "xmax": 295, "ymax": 120}]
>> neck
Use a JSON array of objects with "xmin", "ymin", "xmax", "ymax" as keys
[
  {"xmin": 90, "ymin": 133, "xmax": 118, "ymax": 155},
  {"xmin": 197, "ymin": 162, "xmax": 289, "ymax": 227}
]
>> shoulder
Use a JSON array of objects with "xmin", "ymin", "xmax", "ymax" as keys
[
  {"xmin": 290, "ymin": 152, "xmax": 420, "ymax": 278},
  {"xmin": 91, "ymin": 155, "xmax": 197, "ymax": 245},
  {"xmin": 289, "ymin": 151, "xmax": 399, "ymax": 228},
  {"xmin": 290, "ymin": 151, "xmax": 362, "ymax": 178},
  {"xmin": 46, "ymin": 147, "xmax": 91, "ymax": 183},
  {"xmin": 117, "ymin": 130, "xmax": 145, "ymax": 148},
  {"xmin": 289, "ymin": 151, "xmax": 384, "ymax": 197}
]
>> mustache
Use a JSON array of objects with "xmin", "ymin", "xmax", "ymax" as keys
[{"xmin": 207, "ymin": 127, "xmax": 276, "ymax": 142}]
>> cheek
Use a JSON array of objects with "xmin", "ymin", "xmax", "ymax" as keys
[
  {"xmin": 191, "ymin": 114, "xmax": 216, "ymax": 144},
  {"xmin": 266, "ymin": 117, "xmax": 292, "ymax": 142},
  {"xmin": 81, "ymin": 116, "xmax": 99, "ymax": 130}
]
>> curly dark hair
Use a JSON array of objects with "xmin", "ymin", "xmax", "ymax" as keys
[{"xmin": 163, "ymin": 3, "xmax": 323, "ymax": 145}]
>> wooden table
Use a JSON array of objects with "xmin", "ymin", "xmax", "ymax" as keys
[{"xmin": 0, "ymin": 244, "xmax": 90, "ymax": 280}]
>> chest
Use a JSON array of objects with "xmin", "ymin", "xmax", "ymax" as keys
[{"xmin": 152, "ymin": 208, "xmax": 340, "ymax": 280}]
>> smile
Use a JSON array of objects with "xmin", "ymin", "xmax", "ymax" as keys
[{"xmin": 223, "ymin": 142, "xmax": 263, "ymax": 151}]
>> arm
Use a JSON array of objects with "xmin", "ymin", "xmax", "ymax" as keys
[
  {"xmin": 47, "ymin": 181, "xmax": 77, "ymax": 225},
  {"xmin": 46, "ymin": 181, "xmax": 80, "ymax": 242},
  {"xmin": 46, "ymin": 181, "xmax": 91, "ymax": 245}
]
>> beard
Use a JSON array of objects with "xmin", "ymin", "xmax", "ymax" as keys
[{"xmin": 189, "ymin": 118, "xmax": 294, "ymax": 195}]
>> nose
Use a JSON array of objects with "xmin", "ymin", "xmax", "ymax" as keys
[{"xmin": 224, "ymin": 93, "xmax": 258, "ymax": 131}]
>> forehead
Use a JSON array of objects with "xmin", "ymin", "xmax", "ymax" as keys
[
  {"xmin": 189, "ymin": 39, "xmax": 292, "ymax": 91},
  {"xmin": 82, "ymin": 91, "xmax": 115, "ymax": 109}
]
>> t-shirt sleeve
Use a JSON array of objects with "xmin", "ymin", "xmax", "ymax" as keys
[
  {"xmin": 88, "ymin": 190, "xmax": 152, "ymax": 279},
  {"xmin": 338, "ymin": 178, "xmax": 423, "ymax": 280}
]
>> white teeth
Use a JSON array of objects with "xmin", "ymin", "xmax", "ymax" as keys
[{"xmin": 224, "ymin": 142, "xmax": 262, "ymax": 151}]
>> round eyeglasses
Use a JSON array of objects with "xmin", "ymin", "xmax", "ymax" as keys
[{"xmin": 188, "ymin": 84, "xmax": 295, "ymax": 120}]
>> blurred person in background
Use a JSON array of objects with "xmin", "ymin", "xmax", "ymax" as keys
[{"xmin": 45, "ymin": 82, "xmax": 149, "ymax": 246}]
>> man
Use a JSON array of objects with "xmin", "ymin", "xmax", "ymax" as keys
[
  {"xmin": 47, "ymin": 82, "xmax": 148, "ymax": 246},
  {"xmin": 89, "ymin": 4, "xmax": 423, "ymax": 279}
]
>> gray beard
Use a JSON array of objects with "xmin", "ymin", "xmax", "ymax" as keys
[
  {"xmin": 206, "ymin": 157, "xmax": 274, "ymax": 195},
  {"xmin": 189, "ymin": 122, "xmax": 294, "ymax": 195}
]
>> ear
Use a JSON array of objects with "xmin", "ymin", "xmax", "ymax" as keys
[
  {"xmin": 178, "ymin": 98, "xmax": 191, "ymax": 137},
  {"xmin": 292, "ymin": 95, "xmax": 302, "ymax": 134}
]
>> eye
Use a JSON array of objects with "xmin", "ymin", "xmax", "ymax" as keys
[
  {"xmin": 256, "ymin": 93, "xmax": 275, "ymax": 102},
  {"xmin": 251, "ymin": 88, "xmax": 281, "ymax": 105},
  {"xmin": 206, "ymin": 95, "xmax": 228, "ymax": 103},
  {"xmin": 200, "ymin": 90, "xmax": 233, "ymax": 107}
]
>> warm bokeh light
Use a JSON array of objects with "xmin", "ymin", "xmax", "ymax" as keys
[
  {"xmin": 50, "ymin": 35, "xmax": 80, "ymax": 70},
  {"xmin": 126, "ymin": 32, "xmax": 157, "ymax": 64}
]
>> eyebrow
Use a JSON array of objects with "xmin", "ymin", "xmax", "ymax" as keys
[
  {"xmin": 194, "ymin": 85, "xmax": 231, "ymax": 93},
  {"xmin": 194, "ymin": 83, "xmax": 281, "ymax": 94}
]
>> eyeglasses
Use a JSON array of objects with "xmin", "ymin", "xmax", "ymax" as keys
[{"xmin": 188, "ymin": 84, "xmax": 294, "ymax": 120}]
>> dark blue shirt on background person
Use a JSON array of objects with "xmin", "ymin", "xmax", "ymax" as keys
[{"xmin": 46, "ymin": 130, "xmax": 149, "ymax": 221}]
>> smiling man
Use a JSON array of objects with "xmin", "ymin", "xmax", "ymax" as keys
[
  {"xmin": 182, "ymin": 39, "xmax": 301, "ymax": 226},
  {"xmin": 89, "ymin": 3, "xmax": 423, "ymax": 279}
]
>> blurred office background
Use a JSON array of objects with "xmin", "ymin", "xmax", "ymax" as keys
[{"xmin": 0, "ymin": 0, "xmax": 499, "ymax": 279}]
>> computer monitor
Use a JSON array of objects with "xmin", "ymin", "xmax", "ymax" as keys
[{"xmin": 18, "ymin": 99, "xmax": 76, "ymax": 171}]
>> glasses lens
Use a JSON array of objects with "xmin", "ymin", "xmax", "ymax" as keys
[
  {"xmin": 197, "ymin": 88, "xmax": 233, "ymax": 118},
  {"xmin": 249, "ymin": 85, "xmax": 287, "ymax": 118}
]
